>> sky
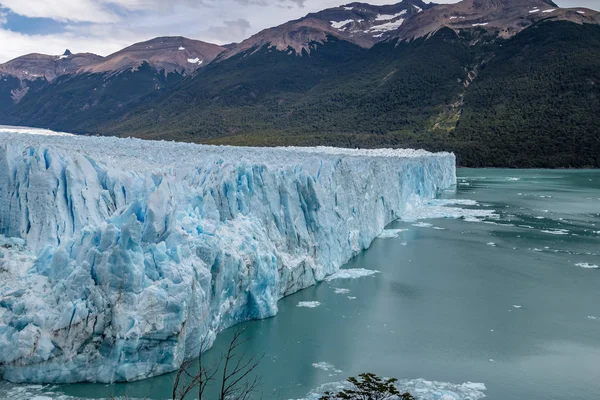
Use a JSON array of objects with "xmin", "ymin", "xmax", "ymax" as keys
[{"xmin": 0, "ymin": 0, "xmax": 596, "ymax": 63}]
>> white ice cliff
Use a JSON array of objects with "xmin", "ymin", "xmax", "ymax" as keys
[{"xmin": 0, "ymin": 131, "xmax": 456, "ymax": 383}]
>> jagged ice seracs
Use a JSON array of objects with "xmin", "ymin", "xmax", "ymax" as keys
[{"xmin": 0, "ymin": 130, "xmax": 456, "ymax": 383}]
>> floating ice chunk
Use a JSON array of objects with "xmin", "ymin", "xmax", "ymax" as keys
[
  {"xmin": 487, "ymin": 242, "xmax": 496, "ymax": 247},
  {"xmin": 541, "ymin": 229, "xmax": 569, "ymax": 235},
  {"xmin": 312, "ymin": 362, "xmax": 342, "ymax": 374},
  {"xmin": 325, "ymin": 269, "xmax": 380, "ymax": 281},
  {"xmin": 576, "ymin": 263, "xmax": 599, "ymax": 269},
  {"xmin": 588, "ymin": 316, "xmax": 597, "ymax": 320},
  {"xmin": 297, "ymin": 301, "xmax": 321, "ymax": 308},
  {"xmin": 295, "ymin": 378, "xmax": 486, "ymax": 400},
  {"xmin": 506, "ymin": 177, "xmax": 521, "ymax": 181},
  {"xmin": 347, "ymin": 296, "xmax": 356, "ymax": 300},
  {"xmin": 513, "ymin": 305, "xmax": 522, "ymax": 309},
  {"xmin": 429, "ymin": 199, "xmax": 479, "ymax": 206},
  {"xmin": 333, "ymin": 288, "xmax": 350, "ymax": 294},
  {"xmin": 401, "ymin": 199, "xmax": 495, "ymax": 222},
  {"xmin": 378, "ymin": 229, "xmax": 408, "ymax": 238},
  {"xmin": 413, "ymin": 222, "xmax": 433, "ymax": 228}
]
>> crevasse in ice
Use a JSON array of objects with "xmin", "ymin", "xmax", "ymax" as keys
[{"xmin": 0, "ymin": 131, "xmax": 456, "ymax": 383}]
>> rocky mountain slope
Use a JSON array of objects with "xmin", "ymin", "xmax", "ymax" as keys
[
  {"xmin": 0, "ymin": 50, "xmax": 102, "ymax": 82},
  {"xmin": 82, "ymin": 37, "xmax": 225, "ymax": 75},
  {"xmin": 219, "ymin": 0, "xmax": 432, "ymax": 58},
  {"xmin": 391, "ymin": 0, "xmax": 600, "ymax": 40}
]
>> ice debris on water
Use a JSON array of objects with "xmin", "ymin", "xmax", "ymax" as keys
[
  {"xmin": 312, "ymin": 362, "xmax": 342, "ymax": 374},
  {"xmin": 541, "ymin": 229, "xmax": 570, "ymax": 235},
  {"xmin": 295, "ymin": 378, "xmax": 486, "ymax": 400},
  {"xmin": 325, "ymin": 268, "xmax": 381, "ymax": 281},
  {"xmin": 575, "ymin": 263, "xmax": 599, "ymax": 269},
  {"xmin": 297, "ymin": 301, "xmax": 321, "ymax": 308},
  {"xmin": 333, "ymin": 288, "xmax": 351, "ymax": 294},
  {"xmin": 0, "ymin": 129, "xmax": 456, "ymax": 383},
  {"xmin": 401, "ymin": 199, "xmax": 495, "ymax": 223},
  {"xmin": 412, "ymin": 222, "xmax": 434, "ymax": 228},
  {"xmin": 378, "ymin": 229, "xmax": 408, "ymax": 238}
]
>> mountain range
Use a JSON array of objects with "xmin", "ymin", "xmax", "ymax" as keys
[{"xmin": 1, "ymin": 0, "xmax": 599, "ymax": 167}]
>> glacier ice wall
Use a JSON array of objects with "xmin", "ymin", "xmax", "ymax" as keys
[{"xmin": 0, "ymin": 132, "xmax": 456, "ymax": 383}]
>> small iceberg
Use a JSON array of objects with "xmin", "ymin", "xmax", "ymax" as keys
[
  {"xmin": 297, "ymin": 301, "xmax": 321, "ymax": 308},
  {"xmin": 325, "ymin": 268, "xmax": 380, "ymax": 281},
  {"xmin": 378, "ymin": 229, "xmax": 408, "ymax": 238}
]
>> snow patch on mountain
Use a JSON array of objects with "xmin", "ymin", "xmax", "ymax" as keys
[
  {"xmin": 331, "ymin": 19, "xmax": 355, "ymax": 29},
  {"xmin": 375, "ymin": 10, "xmax": 407, "ymax": 21},
  {"xmin": 369, "ymin": 19, "xmax": 405, "ymax": 32}
]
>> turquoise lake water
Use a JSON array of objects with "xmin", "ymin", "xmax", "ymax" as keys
[{"xmin": 2, "ymin": 169, "xmax": 599, "ymax": 400}]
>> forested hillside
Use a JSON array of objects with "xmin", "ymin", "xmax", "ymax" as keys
[
  {"xmin": 454, "ymin": 21, "xmax": 600, "ymax": 167},
  {"xmin": 1, "ymin": 19, "xmax": 599, "ymax": 167},
  {"xmin": 100, "ymin": 21, "xmax": 600, "ymax": 167}
]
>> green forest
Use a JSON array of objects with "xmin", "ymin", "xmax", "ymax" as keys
[{"xmin": 2, "ymin": 20, "xmax": 599, "ymax": 168}]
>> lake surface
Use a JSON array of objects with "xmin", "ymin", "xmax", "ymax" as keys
[{"xmin": 3, "ymin": 169, "xmax": 599, "ymax": 400}]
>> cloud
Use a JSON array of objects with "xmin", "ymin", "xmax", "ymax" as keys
[
  {"xmin": 0, "ymin": 0, "xmax": 120, "ymax": 23},
  {"xmin": 0, "ymin": 28, "xmax": 132, "ymax": 61},
  {"xmin": 204, "ymin": 19, "xmax": 252, "ymax": 42}
]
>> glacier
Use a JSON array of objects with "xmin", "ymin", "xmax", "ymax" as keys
[{"xmin": 0, "ymin": 130, "xmax": 455, "ymax": 384}]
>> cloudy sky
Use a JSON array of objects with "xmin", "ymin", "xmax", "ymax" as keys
[{"xmin": 0, "ymin": 0, "xmax": 595, "ymax": 62}]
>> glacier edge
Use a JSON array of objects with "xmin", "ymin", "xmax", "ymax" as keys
[{"xmin": 0, "ymin": 132, "xmax": 456, "ymax": 383}]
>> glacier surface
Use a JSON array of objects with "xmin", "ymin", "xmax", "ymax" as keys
[{"xmin": 0, "ymin": 130, "xmax": 455, "ymax": 383}]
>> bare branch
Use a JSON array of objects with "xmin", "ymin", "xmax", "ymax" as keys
[{"xmin": 172, "ymin": 326, "xmax": 262, "ymax": 400}]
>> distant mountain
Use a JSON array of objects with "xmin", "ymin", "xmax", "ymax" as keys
[
  {"xmin": 0, "ymin": 0, "xmax": 599, "ymax": 168},
  {"xmin": 0, "ymin": 50, "xmax": 102, "ymax": 82},
  {"xmin": 220, "ymin": 0, "xmax": 432, "ymax": 58},
  {"xmin": 390, "ymin": 0, "xmax": 600, "ymax": 40},
  {"xmin": 82, "ymin": 37, "xmax": 225, "ymax": 75}
]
